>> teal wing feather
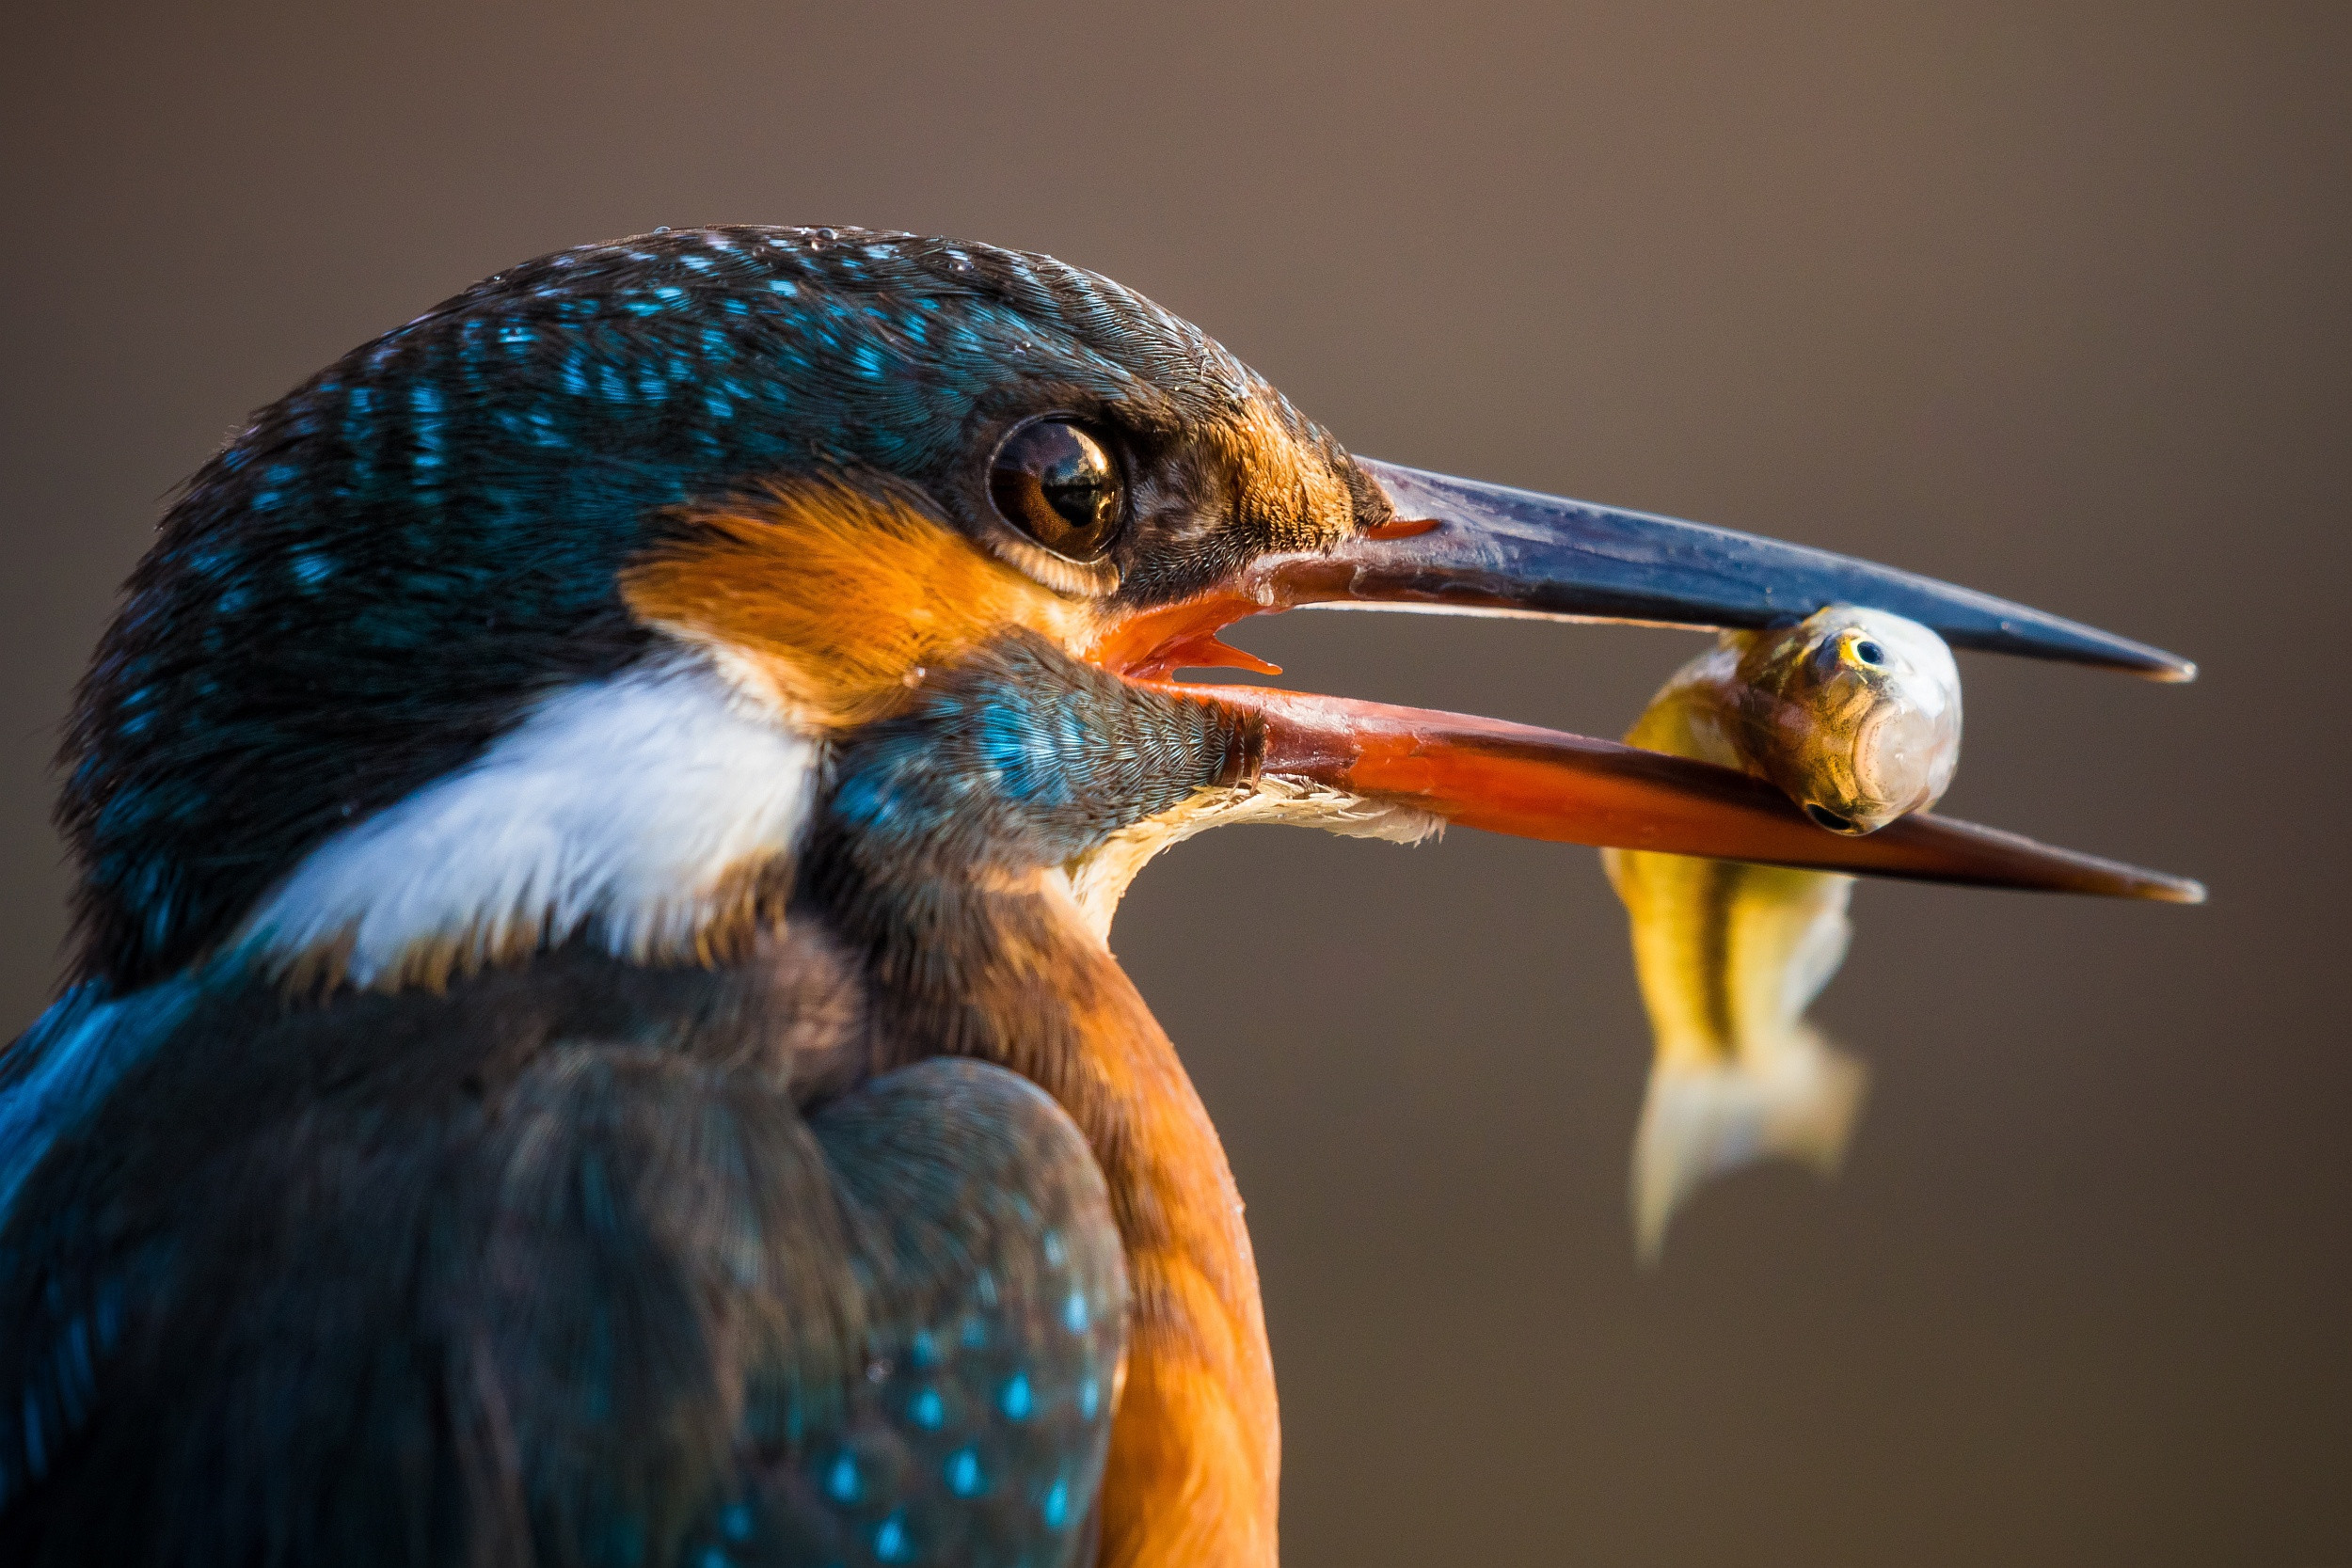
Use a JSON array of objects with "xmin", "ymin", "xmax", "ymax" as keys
[{"xmin": 0, "ymin": 978, "xmax": 1125, "ymax": 1568}]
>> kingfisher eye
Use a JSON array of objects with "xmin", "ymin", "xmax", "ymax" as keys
[{"xmin": 988, "ymin": 420, "xmax": 1124, "ymax": 561}]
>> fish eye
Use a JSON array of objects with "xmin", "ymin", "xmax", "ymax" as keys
[
  {"xmin": 1848, "ymin": 637, "xmax": 1886, "ymax": 669},
  {"xmin": 988, "ymin": 419, "xmax": 1125, "ymax": 562},
  {"xmin": 1804, "ymin": 802, "xmax": 1861, "ymax": 833}
]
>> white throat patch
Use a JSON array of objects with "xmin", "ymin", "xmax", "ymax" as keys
[
  {"xmin": 1060, "ymin": 775, "xmax": 1441, "ymax": 943},
  {"xmin": 234, "ymin": 657, "xmax": 820, "ymax": 990}
]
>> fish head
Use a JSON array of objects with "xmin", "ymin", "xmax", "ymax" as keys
[{"xmin": 1732, "ymin": 605, "xmax": 1964, "ymax": 834}]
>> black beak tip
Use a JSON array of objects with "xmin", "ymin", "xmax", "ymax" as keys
[{"xmin": 1989, "ymin": 617, "xmax": 2196, "ymax": 684}]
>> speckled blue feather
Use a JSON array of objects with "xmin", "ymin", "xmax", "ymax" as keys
[{"xmin": 62, "ymin": 225, "xmax": 1334, "ymax": 990}]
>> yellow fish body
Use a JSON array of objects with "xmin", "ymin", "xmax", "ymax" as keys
[{"xmin": 1603, "ymin": 606, "xmax": 1963, "ymax": 1260}]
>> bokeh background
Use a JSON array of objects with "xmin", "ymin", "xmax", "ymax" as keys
[{"xmin": 5, "ymin": 4, "xmax": 2346, "ymax": 1562}]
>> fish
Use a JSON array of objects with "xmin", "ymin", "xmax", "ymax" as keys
[{"xmin": 1601, "ymin": 604, "xmax": 1963, "ymax": 1261}]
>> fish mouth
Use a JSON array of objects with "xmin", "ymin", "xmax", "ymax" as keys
[
  {"xmin": 1089, "ymin": 460, "xmax": 2204, "ymax": 903},
  {"xmin": 1802, "ymin": 804, "xmax": 1865, "ymax": 836}
]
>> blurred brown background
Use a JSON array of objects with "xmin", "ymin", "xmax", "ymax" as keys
[{"xmin": 4, "ymin": 4, "xmax": 2345, "ymax": 1562}]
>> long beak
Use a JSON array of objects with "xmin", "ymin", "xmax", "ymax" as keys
[
  {"xmin": 1194, "ymin": 686, "xmax": 2201, "ymax": 902},
  {"xmin": 1103, "ymin": 461, "xmax": 2201, "ymax": 901},
  {"xmin": 1258, "ymin": 460, "xmax": 2195, "ymax": 680}
]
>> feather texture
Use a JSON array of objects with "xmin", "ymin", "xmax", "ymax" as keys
[{"xmin": 233, "ymin": 657, "xmax": 818, "ymax": 991}]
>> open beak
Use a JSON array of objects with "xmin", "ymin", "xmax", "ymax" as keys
[{"xmin": 1099, "ymin": 460, "xmax": 2202, "ymax": 903}]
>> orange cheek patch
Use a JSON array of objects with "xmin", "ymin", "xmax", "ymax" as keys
[
  {"xmin": 621, "ymin": 482, "xmax": 1094, "ymax": 729},
  {"xmin": 1210, "ymin": 397, "xmax": 1358, "ymax": 553}
]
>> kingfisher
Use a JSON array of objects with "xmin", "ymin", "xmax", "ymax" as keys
[{"xmin": 0, "ymin": 226, "xmax": 2197, "ymax": 1568}]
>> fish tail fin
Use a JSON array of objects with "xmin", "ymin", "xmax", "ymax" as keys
[{"xmin": 1630, "ymin": 1026, "xmax": 1869, "ymax": 1264}]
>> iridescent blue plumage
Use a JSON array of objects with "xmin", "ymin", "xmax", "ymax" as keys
[
  {"xmin": 0, "ymin": 941, "xmax": 1132, "ymax": 1568},
  {"xmin": 65, "ymin": 225, "xmax": 1323, "ymax": 991},
  {"xmin": 9, "ymin": 225, "xmax": 1356, "ymax": 1566},
  {"xmin": 1, "ymin": 216, "xmax": 2198, "ymax": 1568},
  {"xmin": 827, "ymin": 634, "xmax": 1252, "ymax": 872},
  {"xmin": 755, "ymin": 1061, "xmax": 1126, "ymax": 1568}
]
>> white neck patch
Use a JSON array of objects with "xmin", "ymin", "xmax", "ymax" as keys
[
  {"xmin": 1060, "ymin": 775, "xmax": 1442, "ymax": 943},
  {"xmin": 234, "ymin": 657, "xmax": 820, "ymax": 990}
]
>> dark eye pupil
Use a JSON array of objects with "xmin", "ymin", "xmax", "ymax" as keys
[
  {"xmin": 989, "ymin": 420, "xmax": 1122, "ymax": 561},
  {"xmin": 1853, "ymin": 640, "xmax": 1885, "ymax": 666}
]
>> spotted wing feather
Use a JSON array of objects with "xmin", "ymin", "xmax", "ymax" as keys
[{"xmin": 0, "ymin": 971, "xmax": 1124, "ymax": 1568}]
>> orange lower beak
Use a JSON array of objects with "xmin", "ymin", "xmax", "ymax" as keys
[{"xmin": 1184, "ymin": 684, "xmax": 2200, "ymax": 901}]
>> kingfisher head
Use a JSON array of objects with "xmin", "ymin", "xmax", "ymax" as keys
[{"xmin": 59, "ymin": 225, "xmax": 2196, "ymax": 999}]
